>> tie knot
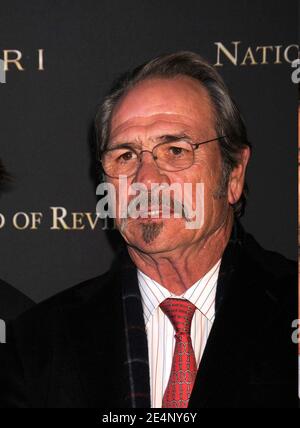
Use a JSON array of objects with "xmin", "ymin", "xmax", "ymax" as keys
[{"xmin": 159, "ymin": 298, "xmax": 196, "ymax": 335}]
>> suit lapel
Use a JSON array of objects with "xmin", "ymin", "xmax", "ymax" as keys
[
  {"xmin": 120, "ymin": 250, "xmax": 151, "ymax": 408},
  {"xmin": 188, "ymin": 223, "xmax": 276, "ymax": 408},
  {"xmin": 63, "ymin": 264, "xmax": 131, "ymax": 408}
]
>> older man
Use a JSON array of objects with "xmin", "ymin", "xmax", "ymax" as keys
[
  {"xmin": 0, "ymin": 52, "xmax": 297, "ymax": 408},
  {"xmin": 0, "ymin": 159, "xmax": 33, "ymax": 328}
]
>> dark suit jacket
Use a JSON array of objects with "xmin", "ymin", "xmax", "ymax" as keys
[
  {"xmin": 0, "ymin": 222, "xmax": 298, "ymax": 408},
  {"xmin": 0, "ymin": 278, "xmax": 34, "ymax": 322}
]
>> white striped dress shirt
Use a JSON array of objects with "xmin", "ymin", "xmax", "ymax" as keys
[{"xmin": 137, "ymin": 258, "xmax": 222, "ymax": 408}]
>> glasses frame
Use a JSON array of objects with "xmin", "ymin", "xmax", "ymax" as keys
[{"xmin": 100, "ymin": 135, "xmax": 227, "ymax": 179}]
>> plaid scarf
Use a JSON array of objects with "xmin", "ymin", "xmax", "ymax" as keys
[{"xmin": 120, "ymin": 249, "xmax": 151, "ymax": 408}]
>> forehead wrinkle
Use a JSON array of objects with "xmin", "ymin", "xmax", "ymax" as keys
[
  {"xmin": 109, "ymin": 117, "xmax": 208, "ymax": 148},
  {"xmin": 111, "ymin": 114, "xmax": 200, "ymax": 138},
  {"xmin": 109, "ymin": 131, "xmax": 197, "ymax": 151}
]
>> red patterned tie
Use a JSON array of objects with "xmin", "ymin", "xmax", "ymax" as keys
[{"xmin": 159, "ymin": 298, "xmax": 197, "ymax": 408}]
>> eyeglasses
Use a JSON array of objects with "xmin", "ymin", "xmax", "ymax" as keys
[{"xmin": 100, "ymin": 136, "xmax": 227, "ymax": 179}]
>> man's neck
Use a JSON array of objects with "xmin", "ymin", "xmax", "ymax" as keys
[{"xmin": 127, "ymin": 213, "xmax": 234, "ymax": 296}]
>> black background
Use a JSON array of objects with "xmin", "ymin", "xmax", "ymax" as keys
[{"xmin": 0, "ymin": 0, "xmax": 298, "ymax": 302}]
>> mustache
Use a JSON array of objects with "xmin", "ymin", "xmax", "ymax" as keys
[{"xmin": 122, "ymin": 190, "xmax": 192, "ymax": 222}]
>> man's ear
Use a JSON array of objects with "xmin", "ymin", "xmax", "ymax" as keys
[{"xmin": 227, "ymin": 147, "xmax": 251, "ymax": 205}]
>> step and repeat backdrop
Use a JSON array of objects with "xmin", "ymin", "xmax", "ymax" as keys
[{"xmin": 0, "ymin": 0, "xmax": 298, "ymax": 302}]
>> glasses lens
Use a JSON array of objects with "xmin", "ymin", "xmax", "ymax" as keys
[
  {"xmin": 155, "ymin": 140, "xmax": 194, "ymax": 171},
  {"xmin": 102, "ymin": 148, "xmax": 138, "ymax": 177}
]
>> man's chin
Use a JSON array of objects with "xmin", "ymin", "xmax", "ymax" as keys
[
  {"xmin": 119, "ymin": 217, "xmax": 188, "ymax": 249},
  {"xmin": 124, "ymin": 221, "xmax": 166, "ymax": 250}
]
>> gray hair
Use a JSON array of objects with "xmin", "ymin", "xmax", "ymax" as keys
[{"xmin": 95, "ymin": 51, "xmax": 252, "ymax": 217}]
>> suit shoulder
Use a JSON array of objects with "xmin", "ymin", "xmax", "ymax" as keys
[
  {"xmin": 242, "ymin": 229, "xmax": 296, "ymax": 279},
  {"xmin": 0, "ymin": 278, "xmax": 34, "ymax": 320},
  {"xmin": 11, "ymin": 268, "xmax": 114, "ymax": 332},
  {"xmin": 240, "ymin": 229, "xmax": 296, "ymax": 307}
]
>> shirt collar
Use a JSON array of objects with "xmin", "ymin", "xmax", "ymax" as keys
[{"xmin": 138, "ymin": 258, "xmax": 222, "ymax": 326}]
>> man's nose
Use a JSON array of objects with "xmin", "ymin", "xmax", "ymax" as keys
[{"xmin": 133, "ymin": 151, "xmax": 169, "ymax": 188}]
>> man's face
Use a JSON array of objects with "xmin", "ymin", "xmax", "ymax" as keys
[{"xmin": 106, "ymin": 76, "xmax": 232, "ymax": 254}]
